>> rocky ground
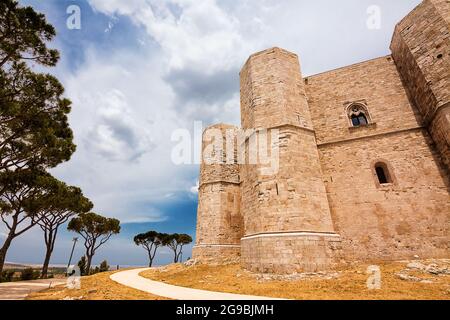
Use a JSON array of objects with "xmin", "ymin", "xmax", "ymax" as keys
[
  {"xmin": 26, "ymin": 259, "xmax": 450, "ymax": 300},
  {"xmin": 141, "ymin": 258, "xmax": 450, "ymax": 300}
]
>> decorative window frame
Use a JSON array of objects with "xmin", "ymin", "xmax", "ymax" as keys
[
  {"xmin": 345, "ymin": 102, "xmax": 374, "ymax": 128},
  {"xmin": 371, "ymin": 159, "xmax": 397, "ymax": 188}
]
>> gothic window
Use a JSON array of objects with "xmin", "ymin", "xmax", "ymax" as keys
[{"xmin": 347, "ymin": 103, "xmax": 371, "ymax": 127}]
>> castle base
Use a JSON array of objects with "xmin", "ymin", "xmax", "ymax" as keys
[
  {"xmin": 192, "ymin": 244, "xmax": 241, "ymax": 264},
  {"xmin": 240, "ymin": 232, "xmax": 342, "ymax": 274}
]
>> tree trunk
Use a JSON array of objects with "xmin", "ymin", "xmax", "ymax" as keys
[
  {"xmin": 148, "ymin": 250, "xmax": 153, "ymax": 267},
  {"xmin": 41, "ymin": 245, "xmax": 53, "ymax": 279},
  {"xmin": 41, "ymin": 227, "xmax": 59, "ymax": 279},
  {"xmin": 86, "ymin": 254, "xmax": 93, "ymax": 275},
  {"xmin": 173, "ymin": 249, "xmax": 178, "ymax": 263},
  {"xmin": 0, "ymin": 234, "xmax": 14, "ymax": 275},
  {"xmin": 176, "ymin": 245, "xmax": 184, "ymax": 263},
  {"xmin": 149, "ymin": 245, "xmax": 159, "ymax": 268}
]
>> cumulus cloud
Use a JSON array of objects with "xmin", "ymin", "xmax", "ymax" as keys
[
  {"xmin": 50, "ymin": 47, "xmax": 196, "ymax": 224},
  {"xmin": 189, "ymin": 180, "xmax": 199, "ymax": 195},
  {"xmin": 88, "ymin": 0, "xmax": 250, "ymax": 72},
  {"xmin": 86, "ymin": 0, "xmax": 262, "ymax": 125},
  {"xmin": 9, "ymin": 0, "xmax": 421, "ymax": 265},
  {"xmin": 85, "ymin": 89, "xmax": 154, "ymax": 162}
]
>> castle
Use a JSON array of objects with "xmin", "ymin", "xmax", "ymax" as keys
[{"xmin": 193, "ymin": 0, "xmax": 450, "ymax": 274}]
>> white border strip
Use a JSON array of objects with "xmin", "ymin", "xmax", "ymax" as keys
[{"xmin": 241, "ymin": 231, "xmax": 341, "ymax": 241}]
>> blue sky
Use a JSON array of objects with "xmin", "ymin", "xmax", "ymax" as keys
[{"xmin": 2, "ymin": 0, "xmax": 421, "ymax": 267}]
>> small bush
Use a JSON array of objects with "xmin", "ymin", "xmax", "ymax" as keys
[
  {"xmin": 77, "ymin": 256, "xmax": 87, "ymax": 276},
  {"xmin": 99, "ymin": 260, "xmax": 109, "ymax": 272},
  {"xmin": 20, "ymin": 268, "xmax": 40, "ymax": 281},
  {"xmin": 0, "ymin": 270, "xmax": 15, "ymax": 283},
  {"xmin": 91, "ymin": 266, "xmax": 100, "ymax": 275}
]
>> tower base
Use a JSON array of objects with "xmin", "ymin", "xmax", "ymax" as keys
[
  {"xmin": 240, "ymin": 232, "xmax": 342, "ymax": 274},
  {"xmin": 192, "ymin": 244, "xmax": 241, "ymax": 264}
]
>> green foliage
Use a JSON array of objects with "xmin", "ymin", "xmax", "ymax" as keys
[
  {"xmin": 0, "ymin": 63, "xmax": 75, "ymax": 171},
  {"xmin": 91, "ymin": 266, "xmax": 100, "ymax": 275},
  {"xmin": 20, "ymin": 267, "xmax": 39, "ymax": 281},
  {"xmin": 134, "ymin": 231, "xmax": 164, "ymax": 267},
  {"xmin": 134, "ymin": 231, "xmax": 163, "ymax": 247},
  {"xmin": 0, "ymin": 169, "xmax": 68, "ymax": 217},
  {"xmin": 99, "ymin": 260, "xmax": 109, "ymax": 272},
  {"xmin": 88, "ymin": 261, "xmax": 109, "ymax": 275},
  {"xmin": 68, "ymin": 213, "xmax": 120, "ymax": 274},
  {"xmin": 77, "ymin": 256, "xmax": 87, "ymax": 276},
  {"xmin": 0, "ymin": 270, "xmax": 15, "ymax": 283},
  {"xmin": 0, "ymin": 1, "xmax": 81, "ymax": 276},
  {"xmin": 0, "ymin": 0, "xmax": 59, "ymax": 68},
  {"xmin": 68, "ymin": 212, "xmax": 121, "ymax": 237},
  {"xmin": 0, "ymin": 1, "xmax": 75, "ymax": 172},
  {"xmin": 38, "ymin": 182, "xmax": 92, "ymax": 278},
  {"xmin": 161, "ymin": 233, "xmax": 193, "ymax": 263}
]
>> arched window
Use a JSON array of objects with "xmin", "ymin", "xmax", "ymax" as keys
[
  {"xmin": 374, "ymin": 162, "xmax": 392, "ymax": 185},
  {"xmin": 347, "ymin": 103, "xmax": 371, "ymax": 127},
  {"xmin": 351, "ymin": 113, "xmax": 368, "ymax": 126}
]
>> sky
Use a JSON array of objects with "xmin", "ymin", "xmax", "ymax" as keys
[{"xmin": 2, "ymin": 0, "xmax": 421, "ymax": 267}]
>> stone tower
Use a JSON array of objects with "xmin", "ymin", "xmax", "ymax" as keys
[
  {"xmin": 239, "ymin": 48, "xmax": 341, "ymax": 274},
  {"xmin": 193, "ymin": 1, "xmax": 449, "ymax": 274},
  {"xmin": 192, "ymin": 124, "xmax": 244, "ymax": 262},
  {"xmin": 390, "ymin": 0, "xmax": 450, "ymax": 170}
]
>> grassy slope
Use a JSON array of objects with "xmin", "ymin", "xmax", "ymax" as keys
[
  {"xmin": 140, "ymin": 260, "xmax": 450, "ymax": 300},
  {"xmin": 28, "ymin": 260, "xmax": 450, "ymax": 300}
]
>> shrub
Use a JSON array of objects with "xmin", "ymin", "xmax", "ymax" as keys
[
  {"xmin": 0, "ymin": 270, "xmax": 15, "ymax": 283},
  {"xmin": 99, "ymin": 260, "xmax": 109, "ymax": 272},
  {"xmin": 20, "ymin": 268, "xmax": 39, "ymax": 281},
  {"xmin": 77, "ymin": 256, "xmax": 87, "ymax": 276}
]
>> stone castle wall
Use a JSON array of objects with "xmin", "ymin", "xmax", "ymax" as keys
[
  {"xmin": 193, "ymin": 0, "xmax": 450, "ymax": 273},
  {"xmin": 306, "ymin": 54, "xmax": 450, "ymax": 260},
  {"xmin": 192, "ymin": 124, "xmax": 243, "ymax": 263},
  {"xmin": 390, "ymin": 0, "xmax": 450, "ymax": 169}
]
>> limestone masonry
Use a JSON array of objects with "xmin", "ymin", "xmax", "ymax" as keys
[{"xmin": 193, "ymin": 0, "xmax": 450, "ymax": 274}]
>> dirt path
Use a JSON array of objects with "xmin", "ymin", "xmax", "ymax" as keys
[
  {"xmin": 0, "ymin": 279, "xmax": 66, "ymax": 300},
  {"xmin": 110, "ymin": 268, "xmax": 284, "ymax": 300}
]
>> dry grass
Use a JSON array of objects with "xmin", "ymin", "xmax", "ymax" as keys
[
  {"xmin": 27, "ymin": 270, "xmax": 167, "ymax": 300},
  {"xmin": 140, "ymin": 260, "xmax": 450, "ymax": 300},
  {"xmin": 27, "ymin": 260, "xmax": 450, "ymax": 300}
]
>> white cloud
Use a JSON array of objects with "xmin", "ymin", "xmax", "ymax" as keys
[
  {"xmin": 50, "ymin": 47, "xmax": 196, "ymax": 224},
  {"xmin": 85, "ymin": 89, "xmax": 155, "ymax": 162},
  {"xmin": 120, "ymin": 215, "xmax": 167, "ymax": 224},
  {"xmin": 190, "ymin": 180, "xmax": 199, "ymax": 194},
  {"xmin": 87, "ymin": 0, "xmax": 258, "ymax": 74}
]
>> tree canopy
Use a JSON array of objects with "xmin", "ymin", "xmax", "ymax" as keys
[
  {"xmin": 0, "ymin": 168, "xmax": 62, "ymax": 273},
  {"xmin": 0, "ymin": 0, "xmax": 75, "ymax": 172},
  {"xmin": 134, "ymin": 231, "xmax": 164, "ymax": 267},
  {"xmin": 38, "ymin": 183, "xmax": 93, "ymax": 278},
  {"xmin": 68, "ymin": 212, "xmax": 121, "ymax": 274},
  {"xmin": 0, "ymin": 0, "xmax": 59, "ymax": 68},
  {"xmin": 162, "ymin": 233, "xmax": 193, "ymax": 263}
]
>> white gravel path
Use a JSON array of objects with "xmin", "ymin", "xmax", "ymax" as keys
[{"xmin": 110, "ymin": 268, "xmax": 284, "ymax": 300}]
